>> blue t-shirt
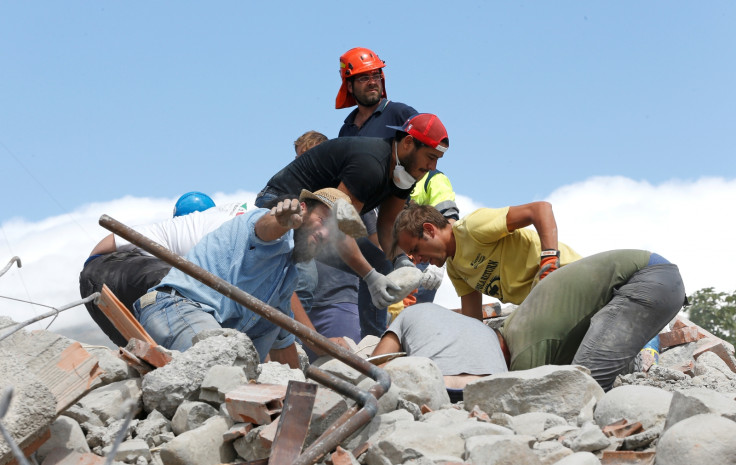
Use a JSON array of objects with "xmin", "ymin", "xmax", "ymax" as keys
[
  {"xmin": 155, "ymin": 208, "xmax": 297, "ymax": 349},
  {"xmin": 339, "ymin": 99, "xmax": 417, "ymax": 138}
]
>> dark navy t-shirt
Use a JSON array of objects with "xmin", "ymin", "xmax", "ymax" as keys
[{"xmin": 339, "ymin": 99, "xmax": 417, "ymax": 138}]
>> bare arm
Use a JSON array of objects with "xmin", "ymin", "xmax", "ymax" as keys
[
  {"xmin": 461, "ymin": 290, "xmax": 484, "ymax": 321},
  {"xmin": 269, "ymin": 343, "xmax": 300, "ymax": 369},
  {"xmin": 376, "ymin": 196, "xmax": 408, "ymax": 256},
  {"xmin": 89, "ymin": 234, "xmax": 116, "ymax": 256},
  {"xmin": 370, "ymin": 332, "xmax": 401, "ymax": 356},
  {"xmin": 506, "ymin": 201, "xmax": 558, "ymax": 251}
]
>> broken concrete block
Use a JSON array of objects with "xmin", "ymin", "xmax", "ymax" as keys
[
  {"xmin": 232, "ymin": 424, "xmax": 271, "ymax": 462},
  {"xmin": 693, "ymin": 350, "xmax": 736, "ymax": 380},
  {"xmin": 256, "ymin": 361, "xmax": 306, "ymax": 385},
  {"xmin": 304, "ymin": 386, "xmax": 349, "ymax": 446},
  {"xmin": 225, "ymin": 384, "xmax": 287, "ymax": 425},
  {"xmin": 463, "ymin": 434, "xmax": 539, "ymax": 465},
  {"xmin": 85, "ymin": 417, "xmax": 138, "ymax": 454},
  {"xmin": 620, "ymin": 426, "xmax": 661, "ymax": 450},
  {"xmin": 60, "ymin": 404, "xmax": 104, "ymax": 428},
  {"xmin": 553, "ymin": 451, "xmax": 601, "ymax": 465},
  {"xmin": 35, "ymin": 416, "xmax": 90, "ymax": 463},
  {"xmin": 538, "ymin": 424, "xmax": 578, "ymax": 442},
  {"xmin": 199, "ymin": 365, "xmax": 249, "ymax": 404},
  {"xmin": 340, "ymin": 409, "xmax": 415, "ymax": 451},
  {"xmin": 532, "ymin": 440, "xmax": 573, "ymax": 464},
  {"xmin": 142, "ymin": 330, "xmax": 260, "ymax": 418},
  {"xmin": 310, "ymin": 358, "xmax": 364, "ymax": 385},
  {"xmin": 365, "ymin": 421, "xmax": 465, "ymax": 464},
  {"xmin": 663, "ymin": 387, "xmax": 736, "ymax": 431},
  {"xmin": 102, "ymin": 438, "xmax": 151, "ymax": 463},
  {"xmin": 159, "ymin": 415, "xmax": 236, "ymax": 465},
  {"xmin": 222, "ymin": 423, "xmax": 253, "ymax": 442},
  {"xmin": 76, "ymin": 379, "xmax": 143, "ymax": 425},
  {"xmin": 40, "ymin": 449, "xmax": 106, "ymax": 465},
  {"xmin": 463, "ymin": 365, "xmax": 603, "ymax": 423},
  {"xmin": 85, "ymin": 346, "xmax": 136, "ymax": 384},
  {"xmin": 673, "ymin": 315, "xmax": 735, "ymax": 353},
  {"xmin": 381, "ymin": 357, "xmax": 450, "ymax": 411},
  {"xmin": 509, "ymin": 412, "xmax": 568, "ymax": 437},
  {"xmin": 133, "ymin": 413, "xmax": 172, "ymax": 448},
  {"xmin": 171, "ymin": 401, "xmax": 219, "ymax": 435},
  {"xmin": 593, "ymin": 385, "xmax": 673, "ymax": 430},
  {"xmin": 656, "ymin": 414, "xmax": 736, "ymax": 464},
  {"xmin": 561, "ymin": 422, "xmax": 611, "ymax": 453}
]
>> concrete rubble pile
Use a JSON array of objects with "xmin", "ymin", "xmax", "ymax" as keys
[{"xmin": 1, "ymin": 314, "xmax": 736, "ymax": 465}]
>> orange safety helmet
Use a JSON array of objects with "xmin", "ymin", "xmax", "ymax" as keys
[{"xmin": 335, "ymin": 47, "xmax": 387, "ymax": 109}]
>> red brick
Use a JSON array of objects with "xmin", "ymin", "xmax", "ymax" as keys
[
  {"xmin": 659, "ymin": 327, "xmax": 701, "ymax": 349},
  {"xmin": 126, "ymin": 338, "xmax": 172, "ymax": 368},
  {"xmin": 673, "ymin": 316, "xmax": 735, "ymax": 353},
  {"xmin": 257, "ymin": 417, "xmax": 279, "ymax": 448},
  {"xmin": 420, "ymin": 404, "xmax": 433, "ymax": 414},
  {"xmin": 328, "ymin": 446, "xmax": 357, "ymax": 465},
  {"xmin": 225, "ymin": 384, "xmax": 287, "ymax": 425},
  {"xmin": 468, "ymin": 405, "xmax": 491, "ymax": 423},
  {"xmin": 602, "ymin": 421, "xmax": 643, "ymax": 438}
]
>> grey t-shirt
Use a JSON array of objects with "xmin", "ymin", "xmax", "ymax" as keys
[{"xmin": 385, "ymin": 303, "xmax": 508, "ymax": 376}]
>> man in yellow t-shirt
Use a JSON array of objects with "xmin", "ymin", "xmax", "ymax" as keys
[{"xmin": 390, "ymin": 202, "xmax": 581, "ymax": 320}]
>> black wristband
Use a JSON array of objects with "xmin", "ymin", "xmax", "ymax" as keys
[{"xmin": 540, "ymin": 249, "xmax": 560, "ymax": 258}]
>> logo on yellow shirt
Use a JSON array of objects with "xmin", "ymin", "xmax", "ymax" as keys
[{"xmin": 470, "ymin": 254, "xmax": 486, "ymax": 269}]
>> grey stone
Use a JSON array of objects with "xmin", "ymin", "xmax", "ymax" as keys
[
  {"xmin": 421, "ymin": 407, "xmax": 470, "ymax": 426},
  {"xmin": 61, "ymin": 404, "xmax": 104, "ymax": 428},
  {"xmin": 490, "ymin": 412, "xmax": 514, "ymax": 429},
  {"xmin": 102, "ymin": 438, "xmax": 151, "ymax": 463},
  {"xmin": 141, "ymin": 331, "xmax": 259, "ymax": 418},
  {"xmin": 86, "ymin": 346, "xmax": 136, "ymax": 384},
  {"xmin": 593, "ymin": 385, "xmax": 672, "ymax": 430},
  {"xmin": 311, "ymin": 358, "xmax": 365, "ymax": 385},
  {"xmin": 76, "ymin": 379, "xmax": 143, "ymax": 425},
  {"xmin": 381, "ymin": 357, "xmax": 450, "ymax": 411},
  {"xmin": 552, "ymin": 451, "xmax": 601, "ymax": 465},
  {"xmin": 562, "ymin": 422, "xmax": 610, "ymax": 453},
  {"xmin": 385, "ymin": 266, "xmax": 423, "ymax": 301},
  {"xmin": 199, "ymin": 365, "xmax": 249, "ymax": 404},
  {"xmin": 694, "ymin": 351, "xmax": 736, "ymax": 381},
  {"xmin": 233, "ymin": 424, "xmax": 270, "ymax": 462},
  {"xmin": 35, "ymin": 416, "xmax": 90, "ymax": 463},
  {"xmin": 510, "ymin": 412, "xmax": 568, "ymax": 436},
  {"xmin": 621, "ymin": 425, "xmax": 661, "ymax": 450},
  {"xmin": 86, "ymin": 418, "xmax": 138, "ymax": 452},
  {"xmin": 532, "ymin": 440, "xmax": 573, "ymax": 465},
  {"xmin": 445, "ymin": 420, "xmax": 514, "ymax": 440},
  {"xmin": 134, "ymin": 415, "xmax": 172, "ymax": 448},
  {"xmin": 396, "ymin": 398, "xmax": 423, "ymax": 420},
  {"xmin": 256, "ymin": 361, "xmax": 306, "ymax": 385},
  {"xmin": 340, "ymin": 409, "xmax": 415, "ymax": 451},
  {"xmin": 463, "ymin": 434, "xmax": 540, "ymax": 464},
  {"xmin": 171, "ymin": 401, "xmax": 219, "ymax": 435},
  {"xmin": 365, "ymin": 422, "xmax": 465, "ymax": 464},
  {"xmin": 656, "ymin": 414, "xmax": 736, "ymax": 464},
  {"xmin": 159, "ymin": 415, "xmax": 236, "ymax": 465},
  {"xmin": 663, "ymin": 387, "xmax": 736, "ymax": 430},
  {"xmin": 464, "ymin": 365, "xmax": 604, "ymax": 423},
  {"xmin": 537, "ymin": 424, "xmax": 578, "ymax": 442},
  {"xmin": 305, "ymin": 387, "xmax": 349, "ymax": 446}
]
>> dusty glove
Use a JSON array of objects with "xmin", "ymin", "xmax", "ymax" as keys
[
  {"xmin": 364, "ymin": 268, "xmax": 402, "ymax": 308},
  {"xmin": 392, "ymin": 253, "xmax": 416, "ymax": 269},
  {"xmin": 419, "ymin": 264, "xmax": 444, "ymax": 290},
  {"xmin": 536, "ymin": 254, "xmax": 560, "ymax": 282}
]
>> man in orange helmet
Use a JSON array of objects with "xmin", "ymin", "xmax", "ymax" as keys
[{"xmin": 336, "ymin": 47, "xmax": 417, "ymax": 138}]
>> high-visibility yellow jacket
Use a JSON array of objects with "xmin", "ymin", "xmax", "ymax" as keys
[{"xmin": 410, "ymin": 170, "xmax": 459, "ymax": 220}]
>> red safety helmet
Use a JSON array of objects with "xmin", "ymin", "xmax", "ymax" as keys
[{"xmin": 335, "ymin": 47, "xmax": 387, "ymax": 109}]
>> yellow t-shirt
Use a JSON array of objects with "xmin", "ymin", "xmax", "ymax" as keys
[{"xmin": 446, "ymin": 207, "xmax": 582, "ymax": 304}]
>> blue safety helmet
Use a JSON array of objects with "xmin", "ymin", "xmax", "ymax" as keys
[{"xmin": 173, "ymin": 191, "xmax": 216, "ymax": 217}]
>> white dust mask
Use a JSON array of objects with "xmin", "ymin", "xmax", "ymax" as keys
[{"xmin": 392, "ymin": 141, "xmax": 416, "ymax": 190}]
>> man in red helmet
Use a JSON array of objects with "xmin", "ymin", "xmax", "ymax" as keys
[
  {"xmin": 255, "ymin": 113, "xmax": 450, "ymax": 337},
  {"xmin": 336, "ymin": 47, "xmax": 417, "ymax": 138}
]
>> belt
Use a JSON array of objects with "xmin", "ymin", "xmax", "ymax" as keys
[{"xmin": 157, "ymin": 286, "xmax": 182, "ymax": 297}]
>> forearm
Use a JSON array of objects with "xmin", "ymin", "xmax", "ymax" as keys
[
  {"xmin": 89, "ymin": 234, "xmax": 116, "ymax": 256},
  {"xmin": 269, "ymin": 343, "xmax": 300, "ymax": 369},
  {"xmin": 533, "ymin": 203, "xmax": 558, "ymax": 251},
  {"xmin": 461, "ymin": 291, "xmax": 484, "ymax": 321},
  {"xmin": 371, "ymin": 332, "xmax": 401, "ymax": 357}
]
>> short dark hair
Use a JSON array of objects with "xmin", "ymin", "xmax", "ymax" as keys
[
  {"xmin": 389, "ymin": 203, "xmax": 449, "ymax": 258},
  {"xmin": 394, "ymin": 131, "xmax": 450, "ymax": 150}
]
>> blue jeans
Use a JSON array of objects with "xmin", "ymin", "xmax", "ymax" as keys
[
  {"xmin": 134, "ymin": 290, "xmax": 282, "ymax": 360},
  {"xmin": 133, "ymin": 290, "xmax": 221, "ymax": 352}
]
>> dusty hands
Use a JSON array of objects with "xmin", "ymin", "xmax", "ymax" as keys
[{"xmin": 270, "ymin": 198, "xmax": 303, "ymax": 230}]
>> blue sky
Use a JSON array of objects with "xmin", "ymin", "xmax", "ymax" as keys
[
  {"xmin": 2, "ymin": 2, "xmax": 736, "ymax": 333},
  {"xmin": 2, "ymin": 1, "xmax": 734, "ymax": 222}
]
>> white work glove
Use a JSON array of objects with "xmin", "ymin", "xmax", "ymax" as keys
[
  {"xmin": 363, "ymin": 268, "xmax": 402, "ymax": 308},
  {"xmin": 419, "ymin": 264, "xmax": 444, "ymax": 290}
]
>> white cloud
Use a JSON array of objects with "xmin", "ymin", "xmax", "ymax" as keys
[{"xmin": 1, "ymin": 177, "xmax": 734, "ymax": 335}]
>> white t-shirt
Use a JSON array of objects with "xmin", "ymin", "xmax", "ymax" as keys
[{"xmin": 115, "ymin": 202, "xmax": 247, "ymax": 256}]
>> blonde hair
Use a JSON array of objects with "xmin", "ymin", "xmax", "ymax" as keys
[{"xmin": 294, "ymin": 130, "xmax": 328, "ymax": 156}]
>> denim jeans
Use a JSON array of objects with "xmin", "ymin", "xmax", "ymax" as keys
[
  {"xmin": 133, "ymin": 290, "xmax": 221, "ymax": 352},
  {"xmin": 134, "ymin": 289, "xmax": 282, "ymax": 360}
]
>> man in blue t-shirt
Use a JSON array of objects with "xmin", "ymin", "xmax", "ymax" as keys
[{"xmin": 132, "ymin": 188, "xmax": 353, "ymax": 368}]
